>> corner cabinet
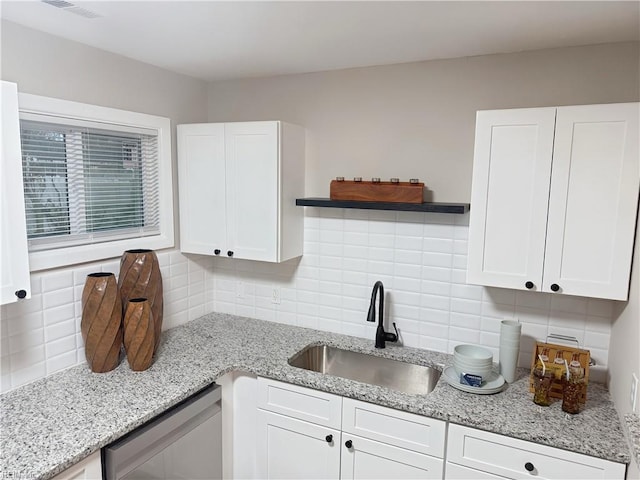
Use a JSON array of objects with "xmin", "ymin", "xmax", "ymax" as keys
[
  {"xmin": 1, "ymin": 81, "xmax": 31, "ymax": 305},
  {"xmin": 467, "ymin": 103, "xmax": 639, "ymax": 300},
  {"xmin": 177, "ymin": 121, "xmax": 305, "ymax": 263},
  {"xmin": 256, "ymin": 378, "xmax": 445, "ymax": 480}
]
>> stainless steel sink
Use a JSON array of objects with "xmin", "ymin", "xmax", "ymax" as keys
[{"xmin": 288, "ymin": 345, "xmax": 441, "ymax": 395}]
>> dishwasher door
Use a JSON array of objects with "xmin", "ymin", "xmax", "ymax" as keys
[{"xmin": 103, "ymin": 384, "xmax": 222, "ymax": 480}]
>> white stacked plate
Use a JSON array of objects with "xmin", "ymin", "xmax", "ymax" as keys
[
  {"xmin": 446, "ymin": 344, "xmax": 506, "ymax": 394},
  {"xmin": 443, "ymin": 366, "xmax": 506, "ymax": 394}
]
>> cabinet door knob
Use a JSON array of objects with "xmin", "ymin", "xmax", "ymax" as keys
[
  {"xmin": 325, "ymin": 434, "xmax": 333, "ymax": 443},
  {"xmin": 227, "ymin": 250, "xmax": 234, "ymax": 257},
  {"xmin": 525, "ymin": 281, "xmax": 534, "ymax": 289},
  {"xmin": 550, "ymin": 283, "xmax": 560, "ymax": 292},
  {"xmin": 15, "ymin": 289, "xmax": 27, "ymax": 299},
  {"xmin": 345, "ymin": 440, "xmax": 353, "ymax": 449},
  {"xmin": 214, "ymin": 249, "xmax": 221, "ymax": 255},
  {"xmin": 524, "ymin": 462, "xmax": 535, "ymax": 472}
]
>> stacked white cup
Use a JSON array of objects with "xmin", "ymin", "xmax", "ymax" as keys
[{"xmin": 499, "ymin": 320, "xmax": 522, "ymax": 383}]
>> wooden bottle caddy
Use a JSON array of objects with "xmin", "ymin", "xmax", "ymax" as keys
[{"xmin": 529, "ymin": 341, "xmax": 590, "ymax": 401}]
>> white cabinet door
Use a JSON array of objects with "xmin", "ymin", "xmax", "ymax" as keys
[
  {"xmin": 544, "ymin": 103, "xmax": 639, "ymax": 300},
  {"xmin": 0, "ymin": 81, "xmax": 31, "ymax": 305},
  {"xmin": 177, "ymin": 123, "xmax": 226, "ymax": 255},
  {"xmin": 341, "ymin": 434, "xmax": 443, "ymax": 480},
  {"xmin": 225, "ymin": 122, "xmax": 279, "ymax": 262},
  {"xmin": 256, "ymin": 409, "xmax": 341, "ymax": 480},
  {"xmin": 467, "ymin": 107, "xmax": 556, "ymax": 292},
  {"xmin": 468, "ymin": 102, "xmax": 639, "ymax": 300},
  {"xmin": 177, "ymin": 121, "xmax": 304, "ymax": 263},
  {"xmin": 51, "ymin": 451, "xmax": 101, "ymax": 480}
]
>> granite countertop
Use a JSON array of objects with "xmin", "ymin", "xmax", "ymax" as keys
[{"xmin": 0, "ymin": 313, "xmax": 631, "ymax": 479}]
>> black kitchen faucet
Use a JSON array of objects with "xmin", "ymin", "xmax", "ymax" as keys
[{"xmin": 367, "ymin": 280, "xmax": 399, "ymax": 348}]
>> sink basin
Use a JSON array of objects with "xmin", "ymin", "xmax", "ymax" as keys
[{"xmin": 288, "ymin": 345, "xmax": 441, "ymax": 395}]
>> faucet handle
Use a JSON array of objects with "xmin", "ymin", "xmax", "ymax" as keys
[{"xmin": 384, "ymin": 322, "xmax": 399, "ymax": 343}]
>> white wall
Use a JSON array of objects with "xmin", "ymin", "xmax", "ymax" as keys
[
  {"xmin": 0, "ymin": 20, "xmax": 209, "ymax": 244},
  {"xmin": 207, "ymin": 41, "xmax": 640, "ymax": 203}
]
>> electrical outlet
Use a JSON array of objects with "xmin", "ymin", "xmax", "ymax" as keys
[
  {"xmin": 236, "ymin": 281, "xmax": 244, "ymax": 299},
  {"xmin": 271, "ymin": 286, "xmax": 281, "ymax": 305},
  {"xmin": 631, "ymin": 374, "xmax": 639, "ymax": 412}
]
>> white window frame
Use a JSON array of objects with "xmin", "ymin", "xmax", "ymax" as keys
[{"xmin": 18, "ymin": 92, "xmax": 174, "ymax": 271}]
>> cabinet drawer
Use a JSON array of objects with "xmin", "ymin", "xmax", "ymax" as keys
[
  {"xmin": 342, "ymin": 433, "xmax": 444, "ymax": 480},
  {"xmin": 447, "ymin": 424, "xmax": 625, "ymax": 480},
  {"xmin": 257, "ymin": 377, "xmax": 342, "ymax": 429},
  {"xmin": 342, "ymin": 398, "xmax": 446, "ymax": 458},
  {"xmin": 445, "ymin": 461, "xmax": 509, "ymax": 480}
]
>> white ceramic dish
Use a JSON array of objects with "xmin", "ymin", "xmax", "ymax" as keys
[
  {"xmin": 454, "ymin": 344, "xmax": 493, "ymax": 362},
  {"xmin": 443, "ymin": 366, "xmax": 506, "ymax": 395}
]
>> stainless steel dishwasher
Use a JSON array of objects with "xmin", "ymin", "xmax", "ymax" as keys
[{"xmin": 103, "ymin": 384, "xmax": 222, "ymax": 479}]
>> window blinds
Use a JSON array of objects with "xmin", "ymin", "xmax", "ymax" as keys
[{"xmin": 19, "ymin": 115, "xmax": 160, "ymax": 251}]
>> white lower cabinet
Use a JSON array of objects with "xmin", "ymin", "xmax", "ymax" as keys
[
  {"xmin": 445, "ymin": 424, "xmax": 626, "ymax": 480},
  {"xmin": 256, "ymin": 378, "xmax": 445, "ymax": 480},
  {"xmin": 51, "ymin": 451, "xmax": 101, "ymax": 480},
  {"xmin": 257, "ymin": 409, "xmax": 341, "ymax": 480}
]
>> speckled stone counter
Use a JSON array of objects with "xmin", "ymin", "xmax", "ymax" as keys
[
  {"xmin": 625, "ymin": 413, "xmax": 640, "ymax": 468},
  {"xmin": 0, "ymin": 313, "xmax": 631, "ymax": 479}
]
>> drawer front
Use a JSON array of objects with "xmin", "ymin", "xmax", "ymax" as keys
[
  {"xmin": 257, "ymin": 377, "xmax": 342, "ymax": 428},
  {"xmin": 342, "ymin": 398, "xmax": 446, "ymax": 458},
  {"xmin": 341, "ymin": 434, "xmax": 443, "ymax": 480},
  {"xmin": 445, "ymin": 461, "xmax": 509, "ymax": 480},
  {"xmin": 447, "ymin": 424, "xmax": 626, "ymax": 480}
]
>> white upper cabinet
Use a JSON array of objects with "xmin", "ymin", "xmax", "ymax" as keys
[
  {"xmin": 1, "ymin": 81, "xmax": 31, "ymax": 305},
  {"xmin": 468, "ymin": 102, "xmax": 639, "ymax": 300},
  {"xmin": 177, "ymin": 121, "xmax": 305, "ymax": 263}
]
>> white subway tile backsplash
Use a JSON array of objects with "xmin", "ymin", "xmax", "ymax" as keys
[
  {"xmin": 422, "ymin": 252, "xmax": 453, "ymax": 268},
  {"xmin": 1, "ymin": 211, "xmax": 619, "ymax": 393},
  {"xmin": 45, "ymin": 319, "xmax": 76, "ymax": 343},
  {"xmin": 43, "ymin": 304, "xmax": 74, "ymax": 327},
  {"xmin": 7, "ymin": 311, "xmax": 42, "ymax": 337},
  {"xmin": 516, "ymin": 290, "xmax": 552, "ymax": 309},
  {"xmin": 45, "ymin": 335, "xmax": 76, "ymax": 359},
  {"xmin": 46, "ymin": 350, "xmax": 77, "ymax": 376},
  {"xmin": 42, "ymin": 271, "xmax": 73, "ymax": 292},
  {"xmin": 9, "ymin": 329, "xmax": 44, "ymax": 354},
  {"xmin": 550, "ymin": 295, "xmax": 588, "ymax": 315}
]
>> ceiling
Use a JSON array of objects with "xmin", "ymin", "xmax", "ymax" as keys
[{"xmin": 1, "ymin": 1, "xmax": 639, "ymax": 82}]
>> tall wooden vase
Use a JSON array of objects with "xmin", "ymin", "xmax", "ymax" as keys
[
  {"xmin": 118, "ymin": 249, "xmax": 163, "ymax": 353},
  {"xmin": 123, "ymin": 298, "xmax": 155, "ymax": 371},
  {"xmin": 81, "ymin": 272, "xmax": 123, "ymax": 373}
]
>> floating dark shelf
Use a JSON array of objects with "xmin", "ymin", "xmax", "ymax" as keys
[{"xmin": 296, "ymin": 198, "xmax": 470, "ymax": 214}]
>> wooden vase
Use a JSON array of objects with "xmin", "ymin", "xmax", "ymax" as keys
[
  {"xmin": 118, "ymin": 249, "xmax": 163, "ymax": 353},
  {"xmin": 81, "ymin": 272, "xmax": 123, "ymax": 373},
  {"xmin": 123, "ymin": 298, "xmax": 155, "ymax": 371}
]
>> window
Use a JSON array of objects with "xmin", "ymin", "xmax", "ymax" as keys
[{"xmin": 18, "ymin": 93, "xmax": 174, "ymax": 271}]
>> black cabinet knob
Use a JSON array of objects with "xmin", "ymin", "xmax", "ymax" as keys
[
  {"xmin": 15, "ymin": 289, "xmax": 27, "ymax": 299},
  {"xmin": 524, "ymin": 462, "xmax": 535, "ymax": 472},
  {"xmin": 227, "ymin": 251, "xmax": 234, "ymax": 257},
  {"xmin": 214, "ymin": 249, "xmax": 221, "ymax": 255},
  {"xmin": 550, "ymin": 283, "xmax": 560, "ymax": 292},
  {"xmin": 525, "ymin": 281, "xmax": 534, "ymax": 289},
  {"xmin": 345, "ymin": 440, "xmax": 353, "ymax": 449},
  {"xmin": 325, "ymin": 434, "xmax": 333, "ymax": 443}
]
